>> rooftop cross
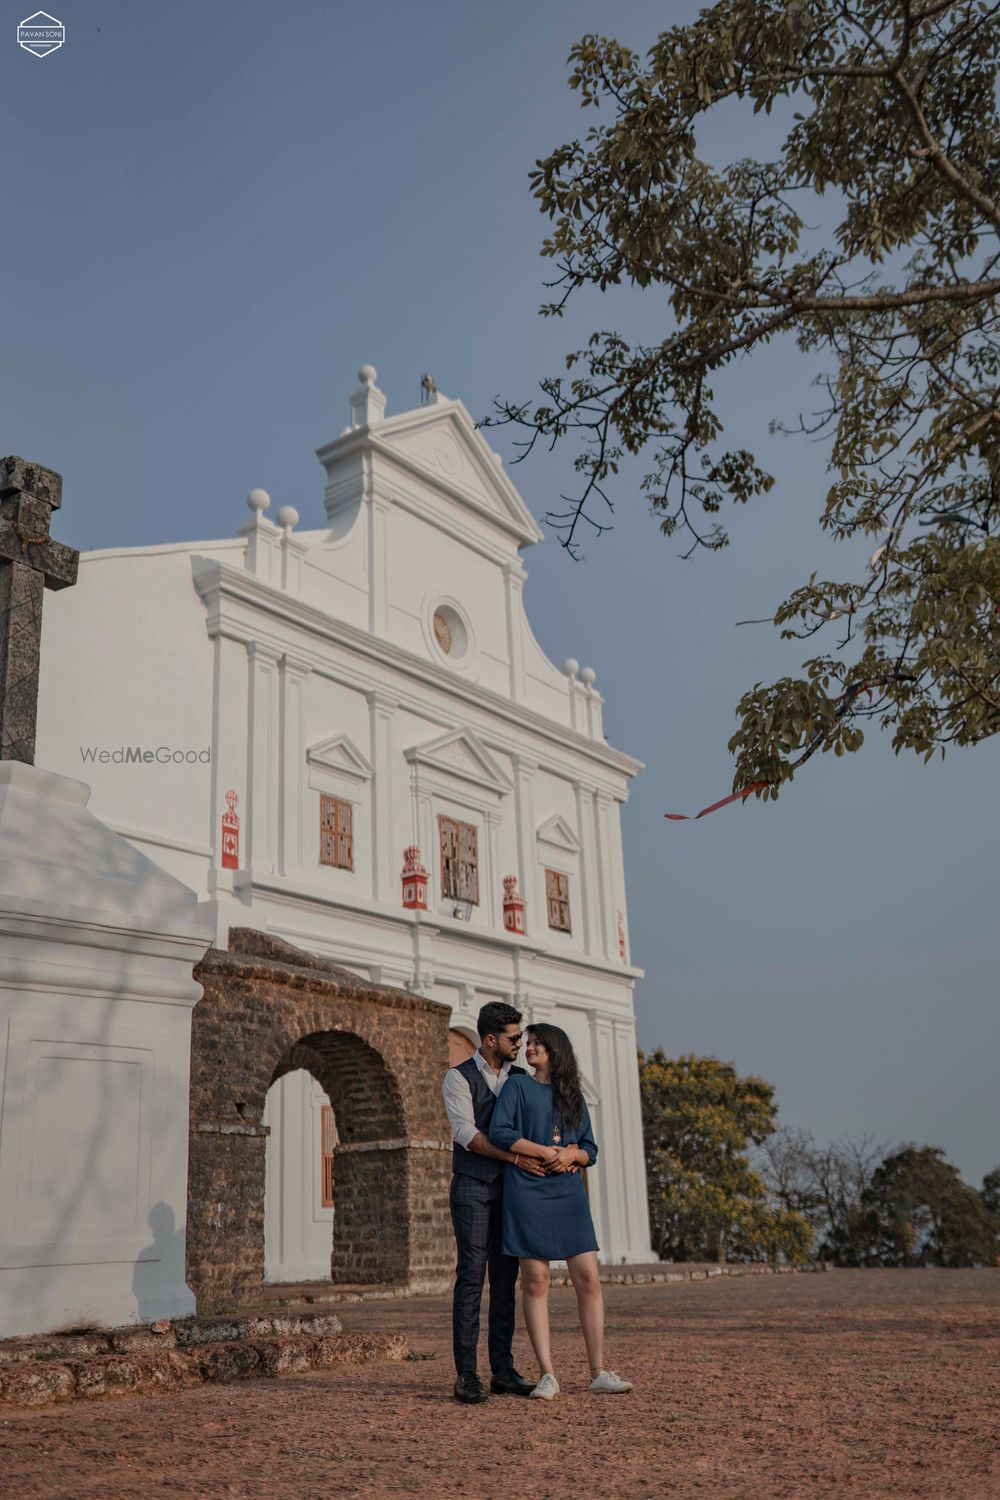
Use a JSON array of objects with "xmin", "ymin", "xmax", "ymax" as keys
[{"xmin": 0, "ymin": 457, "xmax": 79, "ymax": 764}]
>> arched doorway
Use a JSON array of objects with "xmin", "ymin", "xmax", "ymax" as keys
[
  {"xmin": 264, "ymin": 1030, "xmax": 408, "ymax": 1285},
  {"xmin": 263, "ymin": 1069, "xmax": 335, "ymax": 1282},
  {"xmin": 187, "ymin": 930, "xmax": 454, "ymax": 1309}
]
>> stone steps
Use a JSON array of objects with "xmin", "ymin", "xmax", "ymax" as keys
[
  {"xmin": 0, "ymin": 1312, "xmax": 407, "ymax": 1409},
  {"xmin": 256, "ymin": 1260, "xmax": 829, "ymax": 1310},
  {"xmin": 256, "ymin": 1281, "xmax": 419, "ymax": 1307}
]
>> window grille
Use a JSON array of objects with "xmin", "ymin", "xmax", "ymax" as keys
[
  {"xmin": 320, "ymin": 795, "xmax": 354, "ymax": 870},
  {"xmin": 438, "ymin": 815, "xmax": 479, "ymax": 904},
  {"xmin": 545, "ymin": 868, "xmax": 571, "ymax": 932},
  {"xmin": 321, "ymin": 1104, "xmax": 336, "ymax": 1207}
]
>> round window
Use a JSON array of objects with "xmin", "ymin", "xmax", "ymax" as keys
[
  {"xmin": 433, "ymin": 610, "xmax": 452, "ymax": 654},
  {"xmin": 430, "ymin": 603, "xmax": 470, "ymax": 662}
]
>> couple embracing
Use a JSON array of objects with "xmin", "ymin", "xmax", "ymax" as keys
[{"xmin": 442, "ymin": 1001, "xmax": 632, "ymax": 1403}]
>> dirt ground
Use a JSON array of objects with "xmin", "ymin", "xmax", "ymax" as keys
[{"xmin": 0, "ymin": 1269, "xmax": 997, "ymax": 1500}]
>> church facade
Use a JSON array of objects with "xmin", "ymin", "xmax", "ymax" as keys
[{"xmin": 35, "ymin": 368, "xmax": 654, "ymax": 1271}]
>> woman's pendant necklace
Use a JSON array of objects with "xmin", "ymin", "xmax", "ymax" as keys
[{"xmin": 552, "ymin": 1123, "xmax": 562, "ymax": 1145}]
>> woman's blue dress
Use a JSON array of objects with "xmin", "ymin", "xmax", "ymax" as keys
[{"xmin": 488, "ymin": 1074, "xmax": 599, "ymax": 1260}]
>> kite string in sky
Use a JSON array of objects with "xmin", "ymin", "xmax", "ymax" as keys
[{"xmin": 665, "ymin": 684, "xmax": 876, "ymax": 821}]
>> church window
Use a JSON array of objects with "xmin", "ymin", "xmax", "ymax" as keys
[
  {"xmin": 320, "ymin": 1105, "xmax": 336, "ymax": 1208},
  {"xmin": 433, "ymin": 609, "xmax": 453, "ymax": 654},
  {"xmin": 320, "ymin": 795, "xmax": 354, "ymax": 870},
  {"xmin": 438, "ymin": 815, "xmax": 479, "ymax": 904},
  {"xmin": 545, "ymin": 868, "xmax": 571, "ymax": 932}
]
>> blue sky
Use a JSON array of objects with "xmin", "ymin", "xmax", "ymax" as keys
[{"xmin": 4, "ymin": 0, "xmax": 997, "ymax": 1185}]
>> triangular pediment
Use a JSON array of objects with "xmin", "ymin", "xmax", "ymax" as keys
[
  {"xmin": 404, "ymin": 728, "xmax": 512, "ymax": 795},
  {"xmin": 306, "ymin": 733, "xmax": 374, "ymax": 782},
  {"xmin": 536, "ymin": 814, "xmax": 581, "ymax": 853},
  {"xmin": 371, "ymin": 402, "xmax": 544, "ymax": 547}
]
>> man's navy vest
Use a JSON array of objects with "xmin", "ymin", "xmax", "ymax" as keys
[{"xmin": 451, "ymin": 1057, "xmax": 526, "ymax": 1183}]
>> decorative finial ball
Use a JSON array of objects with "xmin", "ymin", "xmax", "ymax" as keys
[
  {"xmin": 277, "ymin": 505, "xmax": 299, "ymax": 530},
  {"xmin": 580, "ymin": 666, "xmax": 597, "ymax": 686},
  {"xmin": 358, "ymin": 364, "xmax": 377, "ymax": 385},
  {"xmin": 562, "ymin": 657, "xmax": 580, "ymax": 679},
  {"xmin": 247, "ymin": 488, "xmax": 270, "ymax": 513}
]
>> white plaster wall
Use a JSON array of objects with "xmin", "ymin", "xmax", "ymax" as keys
[
  {"xmin": 0, "ymin": 764, "xmax": 213, "ymax": 1338},
  {"xmin": 302, "ymin": 533, "xmax": 370, "ymax": 628},
  {"xmin": 36, "ymin": 547, "xmax": 218, "ymax": 847},
  {"xmin": 263, "ymin": 1069, "xmax": 334, "ymax": 1283},
  {"xmin": 522, "ymin": 621, "xmax": 575, "ymax": 723},
  {"xmin": 385, "ymin": 505, "xmax": 510, "ymax": 696}
]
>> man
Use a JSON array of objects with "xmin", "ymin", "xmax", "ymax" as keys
[{"xmin": 442, "ymin": 1001, "xmax": 540, "ymax": 1403}]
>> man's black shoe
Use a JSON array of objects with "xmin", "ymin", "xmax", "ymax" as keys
[
  {"xmin": 490, "ymin": 1367, "xmax": 536, "ymax": 1397},
  {"xmin": 454, "ymin": 1372, "xmax": 490, "ymax": 1403}
]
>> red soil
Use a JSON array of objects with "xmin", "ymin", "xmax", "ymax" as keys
[{"xmin": 0, "ymin": 1268, "xmax": 996, "ymax": 1499}]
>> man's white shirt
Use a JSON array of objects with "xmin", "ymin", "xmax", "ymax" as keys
[{"xmin": 442, "ymin": 1049, "xmax": 513, "ymax": 1149}]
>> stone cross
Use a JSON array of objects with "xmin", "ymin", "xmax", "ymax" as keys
[{"xmin": 0, "ymin": 456, "xmax": 79, "ymax": 764}]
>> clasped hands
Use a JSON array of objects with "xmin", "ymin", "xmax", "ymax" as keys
[{"xmin": 514, "ymin": 1144, "xmax": 580, "ymax": 1176}]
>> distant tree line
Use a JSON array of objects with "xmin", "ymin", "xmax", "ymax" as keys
[
  {"xmin": 760, "ymin": 1130, "xmax": 1000, "ymax": 1268},
  {"xmin": 639, "ymin": 1051, "xmax": 999, "ymax": 1268}
]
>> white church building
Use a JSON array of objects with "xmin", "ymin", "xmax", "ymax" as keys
[{"xmin": 35, "ymin": 367, "xmax": 654, "ymax": 1273}]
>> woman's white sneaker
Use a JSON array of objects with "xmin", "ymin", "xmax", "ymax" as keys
[
  {"xmin": 529, "ymin": 1373, "xmax": 560, "ymax": 1400},
  {"xmin": 588, "ymin": 1370, "xmax": 633, "ymax": 1394}
]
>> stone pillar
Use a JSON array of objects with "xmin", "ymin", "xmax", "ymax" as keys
[
  {"xmin": 207, "ymin": 634, "xmax": 249, "ymax": 896},
  {"xmin": 512, "ymin": 753, "xmax": 538, "ymax": 931},
  {"xmin": 574, "ymin": 780, "xmax": 599, "ymax": 956},
  {"xmin": 367, "ymin": 689, "xmax": 398, "ymax": 902},
  {"xmin": 415, "ymin": 788, "xmax": 434, "ymax": 892},
  {"xmin": 607, "ymin": 795, "xmax": 631, "ymax": 963},
  {"xmin": 594, "ymin": 789, "xmax": 616, "ymax": 961},
  {"xmin": 237, "ymin": 490, "xmax": 281, "ymax": 583},
  {"xmin": 367, "ymin": 489, "xmax": 390, "ymax": 638},
  {"xmin": 277, "ymin": 654, "xmax": 311, "ymax": 876},
  {"xmin": 592, "ymin": 1016, "xmax": 629, "ymax": 1263},
  {"xmin": 503, "ymin": 559, "xmax": 527, "ymax": 701},
  {"xmin": 246, "ymin": 641, "xmax": 280, "ymax": 873},
  {"xmin": 613, "ymin": 1015, "xmax": 655, "ymax": 1261},
  {"xmin": 403, "ymin": 1143, "xmax": 453, "ymax": 1294},
  {"xmin": 350, "ymin": 365, "xmax": 387, "ymax": 429},
  {"xmin": 483, "ymin": 809, "xmax": 501, "ymax": 926},
  {"xmin": 0, "ymin": 762, "xmax": 213, "ymax": 1338},
  {"xmin": 277, "ymin": 510, "xmax": 308, "ymax": 594}
]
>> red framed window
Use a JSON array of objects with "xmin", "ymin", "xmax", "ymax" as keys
[
  {"xmin": 320, "ymin": 795, "xmax": 354, "ymax": 870},
  {"xmin": 321, "ymin": 1105, "xmax": 336, "ymax": 1208},
  {"xmin": 545, "ymin": 868, "xmax": 572, "ymax": 933},
  {"xmin": 438, "ymin": 815, "xmax": 479, "ymax": 904}
]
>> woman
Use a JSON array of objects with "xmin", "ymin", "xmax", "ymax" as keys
[{"xmin": 488, "ymin": 1023, "xmax": 633, "ymax": 1399}]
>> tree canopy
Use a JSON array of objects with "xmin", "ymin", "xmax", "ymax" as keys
[
  {"xmin": 760, "ymin": 1129, "xmax": 1000, "ymax": 1263},
  {"xmin": 638, "ymin": 1050, "xmax": 812, "ymax": 1262},
  {"xmin": 862, "ymin": 1144, "xmax": 999, "ymax": 1265},
  {"xmin": 495, "ymin": 0, "xmax": 1000, "ymax": 796}
]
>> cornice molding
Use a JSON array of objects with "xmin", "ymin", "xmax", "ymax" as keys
[
  {"xmin": 536, "ymin": 813, "xmax": 582, "ymax": 854},
  {"xmin": 405, "ymin": 727, "xmax": 512, "ymax": 797},
  {"xmin": 317, "ymin": 398, "xmax": 543, "ymax": 548},
  {"xmin": 306, "ymin": 732, "xmax": 374, "ymax": 783},
  {"xmin": 230, "ymin": 871, "xmax": 642, "ymax": 979},
  {"xmin": 191, "ymin": 559, "xmax": 643, "ymax": 782}
]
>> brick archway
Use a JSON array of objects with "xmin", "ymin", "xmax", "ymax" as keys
[
  {"xmin": 270, "ymin": 1031, "xmax": 408, "ymax": 1283},
  {"xmin": 187, "ymin": 930, "xmax": 453, "ymax": 1310}
]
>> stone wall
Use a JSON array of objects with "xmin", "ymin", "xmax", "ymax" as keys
[{"xmin": 187, "ymin": 929, "xmax": 453, "ymax": 1309}]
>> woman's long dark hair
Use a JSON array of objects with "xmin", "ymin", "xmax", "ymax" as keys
[{"xmin": 528, "ymin": 1023, "xmax": 584, "ymax": 1133}]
